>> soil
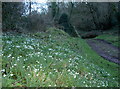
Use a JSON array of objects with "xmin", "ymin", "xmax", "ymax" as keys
[{"xmin": 86, "ymin": 39, "xmax": 120, "ymax": 65}]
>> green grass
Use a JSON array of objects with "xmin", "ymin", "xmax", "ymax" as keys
[
  {"xmin": 95, "ymin": 34, "xmax": 120, "ymax": 47},
  {"xmin": 95, "ymin": 25, "xmax": 120, "ymax": 47},
  {"xmin": 2, "ymin": 28, "xmax": 119, "ymax": 87}
]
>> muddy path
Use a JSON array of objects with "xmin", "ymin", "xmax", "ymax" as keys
[{"xmin": 86, "ymin": 39, "xmax": 120, "ymax": 65}]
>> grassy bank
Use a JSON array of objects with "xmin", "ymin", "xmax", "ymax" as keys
[{"xmin": 2, "ymin": 28, "xmax": 119, "ymax": 87}]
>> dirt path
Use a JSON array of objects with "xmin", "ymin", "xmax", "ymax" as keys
[{"xmin": 86, "ymin": 39, "xmax": 120, "ymax": 65}]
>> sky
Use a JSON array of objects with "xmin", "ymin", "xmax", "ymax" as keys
[
  {"xmin": 25, "ymin": 0, "xmax": 47, "ymax": 3},
  {"xmin": 23, "ymin": 0, "xmax": 88, "ymax": 13},
  {"xmin": 24, "ymin": 0, "xmax": 48, "ymax": 13}
]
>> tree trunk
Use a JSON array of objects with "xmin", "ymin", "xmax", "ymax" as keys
[
  {"xmin": 88, "ymin": 3, "xmax": 100, "ymax": 30},
  {"xmin": 29, "ymin": 0, "xmax": 32, "ymax": 15},
  {"xmin": 68, "ymin": 2, "xmax": 74, "ymax": 21}
]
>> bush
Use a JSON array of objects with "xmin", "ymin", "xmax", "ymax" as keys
[{"xmin": 22, "ymin": 11, "xmax": 47, "ymax": 32}]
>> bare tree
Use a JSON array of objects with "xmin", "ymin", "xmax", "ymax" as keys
[
  {"xmin": 87, "ymin": 3, "xmax": 100, "ymax": 30},
  {"xmin": 29, "ymin": 0, "xmax": 32, "ymax": 15}
]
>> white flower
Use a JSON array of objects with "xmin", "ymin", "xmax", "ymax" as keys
[
  {"xmin": 19, "ymin": 56, "xmax": 22, "ymax": 58},
  {"xmin": 40, "ymin": 66, "xmax": 42, "ymax": 68},
  {"xmin": 49, "ymin": 72, "xmax": 52, "ymax": 74},
  {"xmin": 37, "ymin": 52, "xmax": 40, "ymax": 54},
  {"xmin": 14, "ymin": 64, "xmax": 17, "ymax": 66},
  {"xmin": 8, "ymin": 54, "xmax": 11, "ymax": 57},
  {"xmin": 24, "ymin": 45, "xmax": 28, "ymax": 48},
  {"xmin": 75, "ymin": 72, "xmax": 79, "ymax": 75},
  {"xmin": 41, "ymin": 53, "xmax": 43, "ymax": 56},
  {"xmin": 83, "ymin": 81, "xmax": 85, "ymax": 83},
  {"xmin": 3, "ymin": 74, "xmax": 6, "ymax": 77},
  {"xmin": 29, "ymin": 46, "xmax": 34, "ymax": 49},
  {"xmin": 48, "ymin": 48, "xmax": 52, "ymax": 51},
  {"xmin": 49, "ymin": 85, "xmax": 51, "ymax": 86},
  {"xmin": 36, "ymin": 74, "xmax": 39, "ymax": 76},
  {"xmin": 10, "ymin": 74, "xmax": 14, "ymax": 76},
  {"xmin": 49, "ymin": 55, "xmax": 52, "ymax": 58},
  {"xmin": 12, "ymin": 57, "xmax": 14, "ymax": 59},
  {"xmin": 34, "ymin": 69, "xmax": 38, "ymax": 72},
  {"xmin": 80, "ymin": 56, "xmax": 83, "ymax": 58},
  {"xmin": 69, "ymin": 58, "xmax": 72, "ymax": 61},
  {"xmin": 17, "ymin": 58, "xmax": 20, "ymax": 61},
  {"xmin": 28, "ymin": 74, "xmax": 30, "ymax": 76},
  {"xmin": 67, "ymin": 69, "xmax": 70, "ymax": 72},
  {"xmin": 1, "ymin": 69, "xmax": 5, "ymax": 72},
  {"xmin": 36, "ymin": 61, "xmax": 39, "ymax": 63},
  {"xmin": 107, "ymin": 73, "xmax": 110, "ymax": 76},
  {"xmin": 16, "ymin": 46, "xmax": 20, "ymax": 48},
  {"xmin": 73, "ymin": 74, "xmax": 76, "ymax": 78},
  {"xmin": 55, "ymin": 52, "xmax": 58, "ymax": 55}
]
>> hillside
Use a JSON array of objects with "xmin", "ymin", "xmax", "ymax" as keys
[{"xmin": 2, "ymin": 28, "xmax": 119, "ymax": 87}]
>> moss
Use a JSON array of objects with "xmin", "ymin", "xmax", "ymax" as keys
[{"xmin": 46, "ymin": 27, "xmax": 70, "ymax": 37}]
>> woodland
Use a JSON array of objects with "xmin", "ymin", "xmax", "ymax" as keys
[{"xmin": 1, "ymin": 1, "xmax": 120, "ymax": 87}]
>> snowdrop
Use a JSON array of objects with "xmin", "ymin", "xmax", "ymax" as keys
[
  {"xmin": 48, "ymin": 48, "xmax": 52, "ymax": 51},
  {"xmin": 34, "ymin": 69, "xmax": 38, "ymax": 72},
  {"xmin": 14, "ymin": 64, "xmax": 17, "ymax": 66},
  {"xmin": 49, "ymin": 85, "xmax": 51, "ymax": 87},
  {"xmin": 17, "ymin": 58, "xmax": 20, "ymax": 61},
  {"xmin": 44, "ymin": 58, "xmax": 46, "ymax": 61},
  {"xmin": 83, "ymin": 81, "xmax": 85, "ymax": 83},
  {"xmin": 80, "ymin": 56, "xmax": 83, "ymax": 58},
  {"xmin": 49, "ymin": 72, "xmax": 52, "ymax": 74},
  {"xmin": 1, "ymin": 69, "xmax": 5, "ymax": 72},
  {"xmin": 39, "ymin": 64, "xmax": 42, "ymax": 68},
  {"xmin": 36, "ymin": 61, "xmax": 39, "ymax": 63},
  {"xmin": 16, "ymin": 46, "xmax": 20, "ymax": 48},
  {"xmin": 75, "ymin": 72, "xmax": 79, "ymax": 75},
  {"xmin": 8, "ymin": 54, "xmax": 11, "ymax": 58},
  {"xmin": 29, "ymin": 46, "xmax": 34, "ymax": 49},
  {"xmin": 37, "ymin": 52, "xmax": 40, "ymax": 54},
  {"xmin": 69, "ymin": 58, "xmax": 72, "ymax": 61},
  {"xmin": 12, "ymin": 57, "xmax": 14, "ymax": 59},
  {"xmin": 24, "ymin": 45, "xmax": 28, "ymax": 48},
  {"xmin": 3, "ymin": 74, "xmax": 7, "ymax": 77},
  {"xmin": 49, "ymin": 55, "xmax": 52, "ymax": 58},
  {"xmin": 55, "ymin": 52, "xmax": 58, "ymax": 55},
  {"xmin": 10, "ymin": 74, "xmax": 14, "ymax": 76},
  {"xmin": 73, "ymin": 74, "xmax": 76, "ymax": 78},
  {"xmin": 36, "ymin": 74, "xmax": 39, "ymax": 76},
  {"xmin": 67, "ymin": 69, "xmax": 70, "ymax": 72},
  {"xmin": 41, "ymin": 53, "xmax": 43, "ymax": 56}
]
